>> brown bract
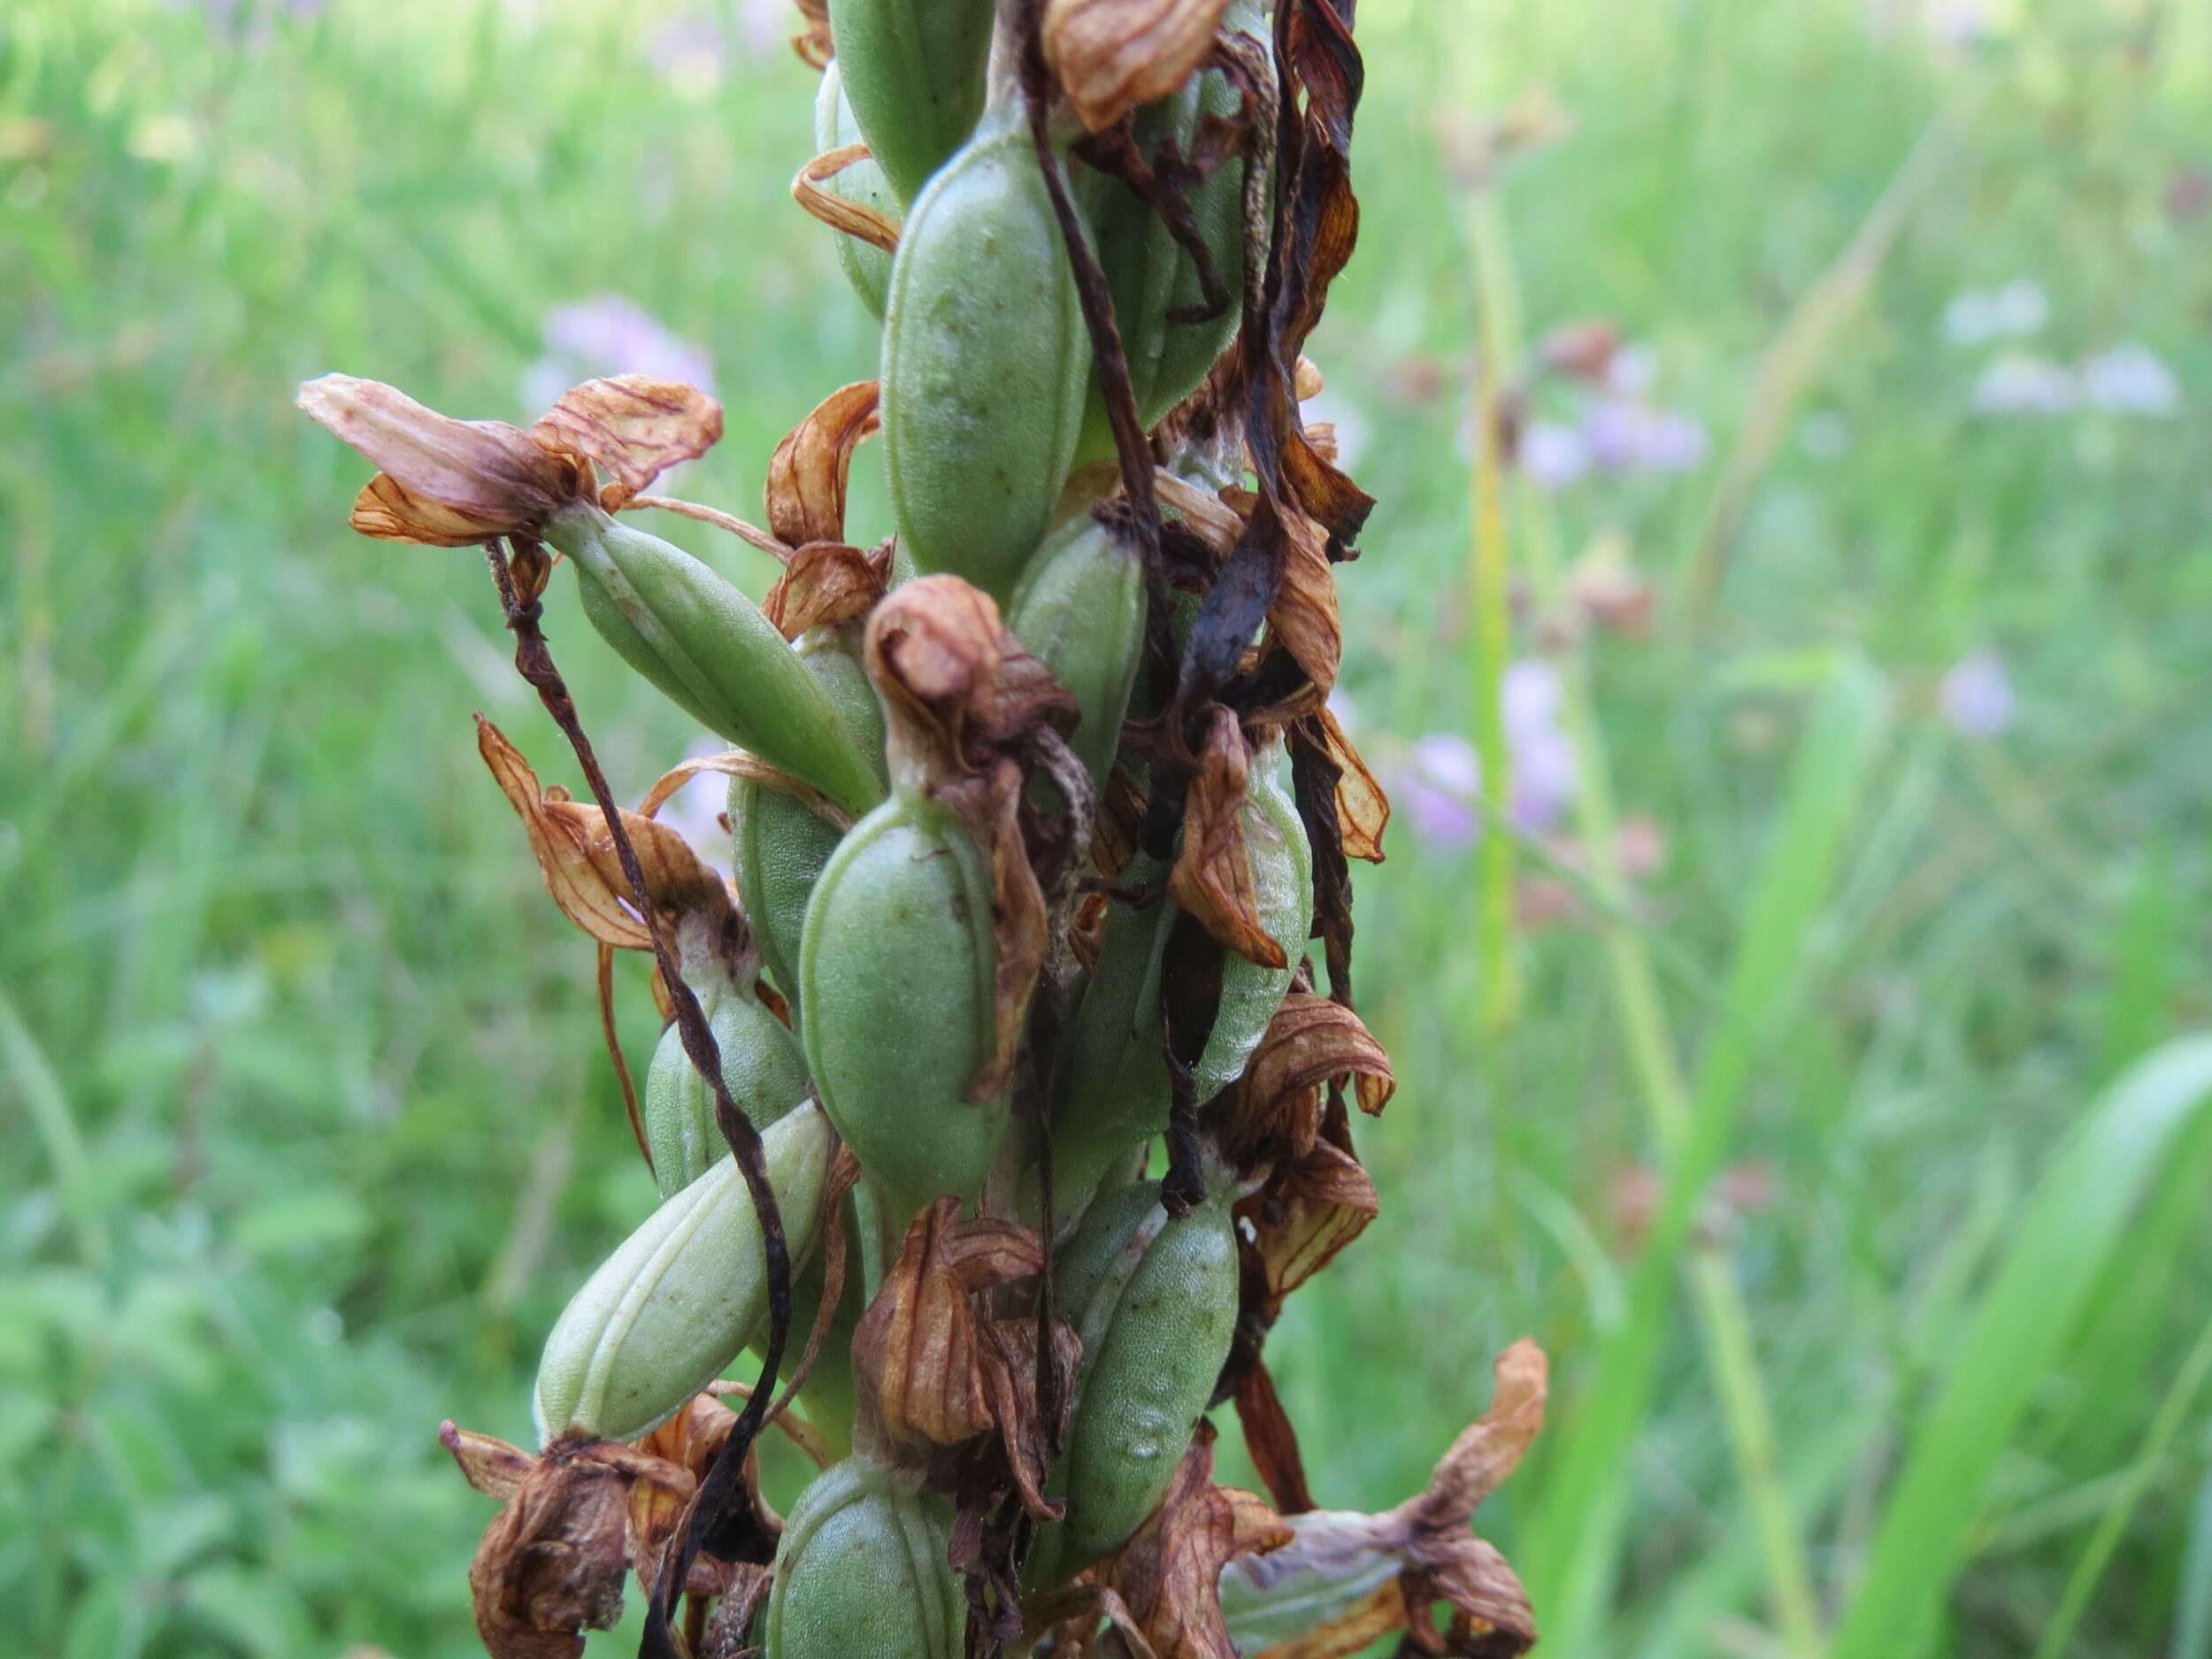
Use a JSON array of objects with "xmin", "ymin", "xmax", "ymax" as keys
[
  {"xmin": 851, "ymin": 1198, "xmax": 1076, "ymax": 1520},
  {"xmin": 296, "ymin": 373, "xmax": 720, "ymax": 544},
  {"xmin": 1168, "ymin": 708, "xmax": 1281, "ymax": 968},
  {"xmin": 1215, "ymin": 991, "xmax": 1393, "ymax": 1164},
  {"xmin": 1309, "ymin": 706, "xmax": 1386, "ymax": 864},
  {"xmin": 1085, "ymin": 1425, "xmax": 1292, "ymax": 1659},
  {"xmin": 442, "ymin": 1425, "xmax": 700, "ymax": 1659},
  {"xmin": 1235, "ymin": 1343, "xmax": 1548, "ymax": 1659},
  {"xmin": 865, "ymin": 577, "xmax": 1081, "ymax": 1099},
  {"xmin": 476, "ymin": 716, "xmax": 731, "ymax": 956},
  {"xmin": 1044, "ymin": 0, "xmax": 1235, "ymax": 132}
]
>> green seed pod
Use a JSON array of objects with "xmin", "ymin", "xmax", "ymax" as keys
[
  {"xmin": 641, "ymin": 965, "xmax": 810, "ymax": 1200},
  {"xmin": 1095, "ymin": 69, "xmax": 1250, "ymax": 430},
  {"xmin": 881, "ymin": 108, "xmax": 1090, "ymax": 602},
  {"xmin": 797, "ymin": 790, "xmax": 1005, "ymax": 1222},
  {"xmin": 1029, "ymin": 1179, "xmax": 1240, "ymax": 1585},
  {"xmin": 1005, "ymin": 512, "xmax": 1146, "ymax": 792},
  {"xmin": 825, "ymin": 0, "xmax": 994, "ymax": 204},
  {"xmin": 1048, "ymin": 856, "xmax": 1178, "ymax": 1220},
  {"xmin": 533, "ymin": 1102, "xmax": 837, "ymax": 1446},
  {"xmin": 1193, "ymin": 759, "xmax": 1311, "ymax": 1102},
  {"xmin": 764, "ymin": 1457, "xmax": 965, "ymax": 1659},
  {"xmin": 815, "ymin": 60, "xmax": 897, "ymax": 319},
  {"xmin": 731, "ymin": 777, "xmax": 846, "ymax": 1003},
  {"xmin": 544, "ymin": 504, "xmax": 881, "ymax": 818},
  {"xmin": 729, "ymin": 629, "xmax": 884, "ymax": 1007}
]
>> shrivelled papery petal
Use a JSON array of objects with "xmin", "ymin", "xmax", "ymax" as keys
[
  {"xmin": 1217, "ymin": 991, "xmax": 1394, "ymax": 1160},
  {"xmin": 1089, "ymin": 1424, "xmax": 1292, "ymax": 1659},
  {"xmin": 1169, "ymin": 706, "xmax": 1283, "ymax": 968},
  {"xmin": 1044, "ymin": 0, "xmax": 1235, "ymax": 131},
  {"xmin": 528, "ymin": 374, "xmax": 724, "ymax": 511},
  {"xmin": 297, "ymin": 374, "xmax": 592, "ymax": 545},
  {"xmin": 475, "ymin": 717, "xmax": 730, "ymax": 953},
  {"xmin": 764, "ymin": 379, "xmax": 879, "ymax": 549},
  {"xmin": 1311, "ymin": 704, "xmax": 1387, "ymax": 864}
]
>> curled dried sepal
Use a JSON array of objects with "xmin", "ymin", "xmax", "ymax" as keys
[
  {"xmin": 476, "ymin": 716, "xmax": 730, "ymax": 955},
  {"xmin": 793, "ymin": 146, "xmax": 902, "ymax": 255},
  {"xmin": 1221, "ymin": 1344, "xmax": 1547, "ymax": 1659},
  {"xmin": 438, "ymin": 1425, "xmax": 698, "ymax": 1659},
  {"xmin": 1087, "ymin": 1424, "xmax": 1292, "ymax": 1659},
  {"xmin": 1215, "ymin": 992, "xmax": 1394, "ymax": 1164},
  {"xmin": 1310, "ymin": 705, "xmax": 1386, "ymax": 864},
  {"xmin": 1168, "ymin": 707, "xmax": 1281, "ymax": 968},
  {"xmin": 765, "ymin": 380, "xmax": 881, "ymax": 549},
  {"xmin": 1241, "ymin": 1139, "xmax": 1379, "ymax": 1302},
  {"xmin": 1044, "ymin": 0, "xmax": 1235, "ymax": 132},
  {"xmin": 1266, "ymin": 506, "xmax": 1340, "ymax": 702},
  {"xmin": 298, "ymin": 374, "xmax": 591, "ymax": 546},
  {"xmin": 297, "ymin": 373, "xmax": 720, "ymax": 544},
  {"xmin": 762, "ymin": 541, "xmax": 892, "ymax": 641},
  {"xmin": 789, "ymin": 0, "xmax": 832, "ymax": 67},
  {"xmin": 528, "ymin": 376, "xmax": 724, "ymax": 511},
  {"xmin": 850, "ymin": 1198, "xmax": 1075, "ymax": 1517}
]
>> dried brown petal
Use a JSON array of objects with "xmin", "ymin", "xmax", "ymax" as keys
[
  {"xmin": 442, "ymin": 1422, "xmax": 537, "ymax": 1504},
  {"xmin": 1090, "ymin": 1425, "xmax": 1292, "ymax": 1659},
  {"xmin": 1168, "ymin": 707, "xmax": 1281, "ymax": 968},
  {"xmin": 1044, "ymin": 0, "xmax": 1235, "ymax": 132},
  {"xmin": 1024, "ymin": 1579, "xmax": 1163, "ymax": 1659},
  {"xmin": 459, "ymin": 1433, "xmax": 694, "ymax": 1659},
  {"xmin": 1413, "ymin": 1533, "xmax": 1538, "ymax": 1656},
  {"xmin": 1265, "ymin": 509, "xmax": 1340, "ymax": 699},
  {"xmin": 761, "ymin": 541, "xmax": 891, "ymax": 641},
  {"xmin": 1311, "ymin": 706, "xmax": 1387, "ymax": 864},
  {"xmin": 764, "ymin": 380, "xmax": 880, "ymax": 549},
  {"xmin": 789, "ymin": 0, "xmax": 832, "ymax": 67},
  {"xmin": 1250, "ymin": 1582, "xmax": 1402, "ymax": 1659},
  {"xmin": 1240, "ymin": 1139, "xmax": 1378, "ymax": 1301},
  {"xmin": 1398, "ymin": 1339, "xmax": 1547, "ymax": 1531},
  {"xmin": 793, "ymin": 145, "xmax": 902, "ymax": 255},
  {"xmin": 528, "ymin": 375, "xmax": 724, "ymax": 511},
  {"xmin": 1156, "ymin": 469, "xmax": 1248, "ymax": 560},
  {"xmin": 297, "ymin": 374, "xmax": 590, "ymax": 545},
  {"xmin": 476, "ymin": 716, "xmax": 730, "ymax": 952},
  {"xmin": 636, "ymin": 747, "xmax": 853, "ymax": 837},
  {"xmin": 1218, "ymin": 992, "xmax": 1394, "ymax": 1161}
]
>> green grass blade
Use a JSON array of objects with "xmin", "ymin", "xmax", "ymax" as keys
[
  {"xmin": 2174, "ymin": 1462, "xmax": 2212, "ymax": 1659},
  {"xmin": 1522, "ymin": 656, "xmax": 1889, "ymax": 1646},
  {"xmin": 1830, "ymin": 1035, "xmax": 2212, "ymax": 1659}
]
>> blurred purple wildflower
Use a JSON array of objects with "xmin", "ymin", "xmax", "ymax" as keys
[
  {"xmin": 2078, "ymin": 342, "xmax": 2180, "ymax": 417},
  {"xmin": 1942, "ymin": 280, "xmax": 2047, "ymax": 346},
  {"xmin": 520, "ymin": 296, "xmax": 716, "ymax": 414},
  {"xmin": 1938, "ymin": 648, "xmax": 2015, "ymax": 738},
  {"xmin": 1970, "ymin": 351, "xmax": 2076, "ymax": 417},
  {"xmin": 1518, "ymin": 419, "xmax": 1591, "ymax": 488},
  {"xmin": 1489, "ymin": 337, "xmax": 1707, "ymax": 491},
  {"xmin": 1390, "ymin": 659, "xmax": 1578, "ymax": 851}
]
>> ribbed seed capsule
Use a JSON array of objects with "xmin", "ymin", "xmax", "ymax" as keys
[
  {"xmin": 1028, "ymin": 1179, "xmax": 1240, "ymax": 1585},
  {"xmin": 1095, "ymin": 65, "xmax": 1251, "ymax": 430},
  {"xmin": 1194, "ymin": 760, "xmax": 1312, "ymax": 1102},
  {"xmin": 1005, "ymin": 513, "xmax": 1147, "ymax": 792},
  {"xmin": 641, "ymin": 965, "xmax": 810, "ymax": 1199},
  {"xmin": 797, "ymin": 791, "xmax": 1005, "ymax": 1222},
  {"xmin": 532, "ymin": 1102, "xmax": 836, "ymax": 1446},
  {"xmin": 729, "ymin": 629, "xmax": 883, "ymax": 1006},
  {"xmin": 881, "ymin": 107, "xmax": 1090, "ymax": 602},
  {"xmin": 824, "ymin": 0, "xmax": 993, "ymax": 204},
  {"xmin": 815, "ymin": 61, "xmax": 897, "ymax": 319},
  {"xmin": 764, "ymin": 1457, "xmax": 965, "ymax": 1659},
  {"xmin": 1048, "ymin": 855, "xmax": 1177, "ymax": 1221},
  {"xmin": 544, "ymin": 504, "xmax": 881, "ymax": 818}
]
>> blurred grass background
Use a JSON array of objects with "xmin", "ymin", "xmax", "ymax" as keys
[{"xmin": 4, "ymin": 0, "xmax": 2212, "ymax": 1654}]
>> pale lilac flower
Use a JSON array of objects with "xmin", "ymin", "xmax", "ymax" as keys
[
  {"xmin": 1391, "ymin": 660, "xmax": 1578, "ymax": 851},
  {"xmin": 1943, "ymin": 280, "xmax": 2047, "ymax": 346},
  {"xmin": 520, "ymin": 296, "xmax": 716, "ymax": 414},
  {"xmin": 1970, "ymin": 351, "xmax": 2075, "ymax": 417},
  {"xmin": 1518, "ymin": 419, "xmax": 1591, "ymax": 489},
  {"xmin": 1939, "ymin": 648, "xmax": 2015, "ymax": 738},
  {"xmin": 2078, "ymin": 342, "xmax": 2180, "ymax": 417},
  {"xmin": 1584, "ymin": 400, "xmax": 1708, "ymax": 473}
]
